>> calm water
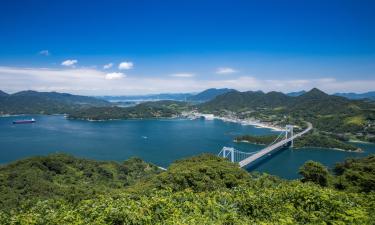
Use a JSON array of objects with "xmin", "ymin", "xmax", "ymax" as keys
[{"xmin": 1, "ymin": 115, "xmax": 374, "ymax": 179}]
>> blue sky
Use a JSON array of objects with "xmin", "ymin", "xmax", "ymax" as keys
[{"xmin": 0, "ymin": 0, "xmax": 374, "ymax": 95}]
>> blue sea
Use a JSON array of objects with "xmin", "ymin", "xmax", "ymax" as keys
[{"xmin": 1, "ymin": 115, "xmax": 374, "ymax": 179}]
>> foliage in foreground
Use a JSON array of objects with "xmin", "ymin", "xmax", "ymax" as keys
[
  {"xmin": 0, "ymin": 154, "xmax": 375, "ymax": 224},
  {"xmin": 0, "ymin": 154, "xmax": 161, "ymax": 210},
  {"xmin": 129, "ymin": 154, "xmax": 255, "ymax": 193},
  {"xmin": 1, "ymin": 181, "xmax": 374, "ymax": 224},
  {"xmin": 333, "ymin": 154, "xmax": 375, "ymax": 193},
  {"xmin": 298, "ymin": 155, "xmax": 375, "ymax": 194}
]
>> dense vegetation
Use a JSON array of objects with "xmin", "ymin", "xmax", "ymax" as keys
[
  {"xmin": 294, "ymin": 132, "xmax": 359, "ymax": 151},
  {"xmin": 67, "ymin": 100, "xmax": 190, "ymax": 120},
  {"xmin": 0, "ymin": 90, "xmax": 110, "ymax": 115},
  {"xmin": 0, "ymin": 153, "xmax": 374, "ymax": 224},
  {"xmin": 234, "ymin": 134, "xmax": 279, "ymax": 145},
  {"xmin": 333, "ymin": 155, "xmax": 375, "ymax": 192},
  {"xmin": 0, "ymin": 154, "xmax": 161, "ymax": 210}
]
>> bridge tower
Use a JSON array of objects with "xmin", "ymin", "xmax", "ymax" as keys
[
  {"xmin": 221, "ymin": 147, "xmax": 235, "ymax": 162},
  {"xmin": 285, "ymin": 125, "xmax": 294, "ymax": 147}
]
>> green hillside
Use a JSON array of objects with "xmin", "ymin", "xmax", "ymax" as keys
[
  {"xmin": 199, "ymin": 88, "xmax": 375, "ymax": 143},
  {"xmin": 67, "ymin": 100, "xmax": 190, "ymax": 120},
  {"xmin": 0, "ymin": 90, "xmax": 110, "ymax": 115},
  {"xmin": 187, "ymin": 88, "xmax": 236, "ymax": 102},
  {"xmin": 0, "ymin": 153, "xmax": 374, "ymax": 224},
  {"xmin": 0, "ymin": 153, "xmax": 161, "ymax": 210}
]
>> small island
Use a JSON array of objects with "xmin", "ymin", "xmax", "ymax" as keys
[
  {"xmin": 67, "ymin": 100, "xmax": 191, "ymax": 121},
  {"xmin": 234, "ymin": 132, "xmax": 362, "ymax": 152}
]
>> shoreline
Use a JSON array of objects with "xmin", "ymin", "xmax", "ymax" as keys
[
  {"xmin": 2, "ymin": 112, "xmax": 284, "ymax": 132},
  {"xmin": 182, "ymin": 112, "xmax": 285, "ymax": 132}
]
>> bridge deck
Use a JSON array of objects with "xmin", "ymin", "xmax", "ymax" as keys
[{"xmin": 238, "ymin": 122, "xmax": 312, "ymax": 168}]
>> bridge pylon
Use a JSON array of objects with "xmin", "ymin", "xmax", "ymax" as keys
[
  {"xmin": 221, "ymin": 147, "xmax": 235, "ymax": 162},
  {"xmin": 285, "ymin": 125, "xmax": 294, "ymax": 147}
]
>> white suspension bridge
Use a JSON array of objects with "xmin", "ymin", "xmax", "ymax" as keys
[{"xmin": 218, "ymin": 122, "xmax": 312, "ymax": 168}]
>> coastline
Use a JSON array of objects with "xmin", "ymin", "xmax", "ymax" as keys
[
  {"xmin": 2, "ymin": 112, "xmax": 284, "ymax": 132},
  {"xmin": 293, "ymin": 146, "xmax": 363, "ymax": 153},
  {"xmin": 181, "ymin": 112, "xmax": 285, "ymax": 132}
]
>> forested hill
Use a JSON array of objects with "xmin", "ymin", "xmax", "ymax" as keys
[
  {"xmin": 0, "ymin": 153, "xmax": 374, "ymax": 224},
  {"xmin": 67, "ymin": 100, "xmax": 190, "ymax": 120},
  {"xmin": 0, "ymin": 90, "xmax": 111, "ymax": 115},
  {"xmin": 0, "ymin": 153, "xmax": 161, "ymax": 210},
  {"xmin": 199, "ymin": 88, "xmax": 375, "ymax": 142},
  {"xmin": 199, "ymin": 88, "xmax": 369, "ymax": 112},
  {"xmin": 187, "ymin": 88, "xmax": 236, "ymax": 102},
  {"xmin": 0, "ymin": 90, "xmax": 9, "ymax": 97}
]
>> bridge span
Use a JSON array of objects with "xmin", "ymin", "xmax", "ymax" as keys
[{"xmin": 219, "ymin": 122, "xmax": 312, "ymax": 168}]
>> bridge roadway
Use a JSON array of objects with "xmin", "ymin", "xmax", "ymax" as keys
[{"xmin": 238, "ymin": 122, "xmax": 313, "ymax": 168}]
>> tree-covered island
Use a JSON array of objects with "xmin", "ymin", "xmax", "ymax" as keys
[
  {"xmin": 67, "ymin": 100, "xmax": 191, "ymax": 121},
  {"xmin": 235, "ymin": 131, "xmax": 361, "ymax": 151}
]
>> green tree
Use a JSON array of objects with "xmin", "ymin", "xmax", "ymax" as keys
[{"xmin": 299, "ymin": 160, "xmax": 330, "ymax": 187}]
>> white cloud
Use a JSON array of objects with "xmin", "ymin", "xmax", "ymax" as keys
[
  {"xmin": 118, "ymin": 61, "xmax": 134, "ymax": 70},
  {"xmin": 0, "ymin": 66, "xmax": 374, "ymax": 95},
  {"xmin": 103, "ymin": 63, "xmax": 113, "ymax": 69},
  {"xmin": 216, "ymin": 67, "xmax": 237, "ymax": 74},
  {"xmin": 105, "ymin": 72, "xmax": 125, "ymax": 80},
  {"xmin": 61, "ymin": 59, "xmax": 78, "ymax": 67},
  {"xmin": 170, "ymin": 73, "xmax": 195, "ymax": 78},
  {"xmin": 39, "ymin": 50, "xmax": 50, "ymax": 56}
]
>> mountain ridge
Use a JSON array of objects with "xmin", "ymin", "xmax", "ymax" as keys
[
  {"xmin": 187, "ymin": 88, "xmax": 236, "ymax": 102},
  {"xmin": 0, "ymin": 90, "xmax": 111, "ymax": 115}
]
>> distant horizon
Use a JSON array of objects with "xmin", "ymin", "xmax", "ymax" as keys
[{"xmin": 1, "ymin": 87, "xmax": 375, "ymax": 97}]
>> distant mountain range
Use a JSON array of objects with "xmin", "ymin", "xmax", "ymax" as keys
[
  {"xmin": 286, "ymin": 91, "xmax": 306, "ymax": 97},
  {"xmin": 98, "ymin": 88, "xmax": 236, "ymax": 103},
  {"xmin": 0, "ymin": 90, "xmax": 9, "ymax": 97},
  {"xmin": 99, "ymin": 93, "xmax": 194, "ymax": 102},
  {"xmin": 286, "ymin": 90, "xmax": 375, "ymax": 100},
  {"xmin": 187, "ymin": 88, "xmax": 236, "ymax": 102},
  {"xmin": 333, "ymin": 92, "xmax": 375, "ymax": 100},
  {"xmin": 0, "ymin": 90, "xmax": 110, "ymax": 115},
  {"xmin": 99, "ymin": 89, "xmax": 375, "ymax": 103},
  {"xmin": 200, "ymin": 88, "xmax": 368, "ymax": 114}
]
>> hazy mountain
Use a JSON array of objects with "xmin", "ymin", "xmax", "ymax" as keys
[
  {"xmin": 334, "ymin": 91, "xmax": 375, "ymax": 100},
  {"xmin": 98, "ymin": 93, "xmax": 194, "ymax": 102},
  {"xmin": 0, "ymin": 90, "xmax": 9, "ymax": 97},
  {"xmin": 187, "ymin": 88, "xmax": 237, "ymax": 102},
  {"xmin": 0, "ymin": 90, "xmax": 110, "ymax": 115},
  {"xmin": 286, "ymin": 90, "xmax": 306, "ymax": 97}
]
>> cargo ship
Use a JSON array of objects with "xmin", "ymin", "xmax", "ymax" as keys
[{"xmin": 12, "ymin": 118, "xmax": 36, "ymax": 124}]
